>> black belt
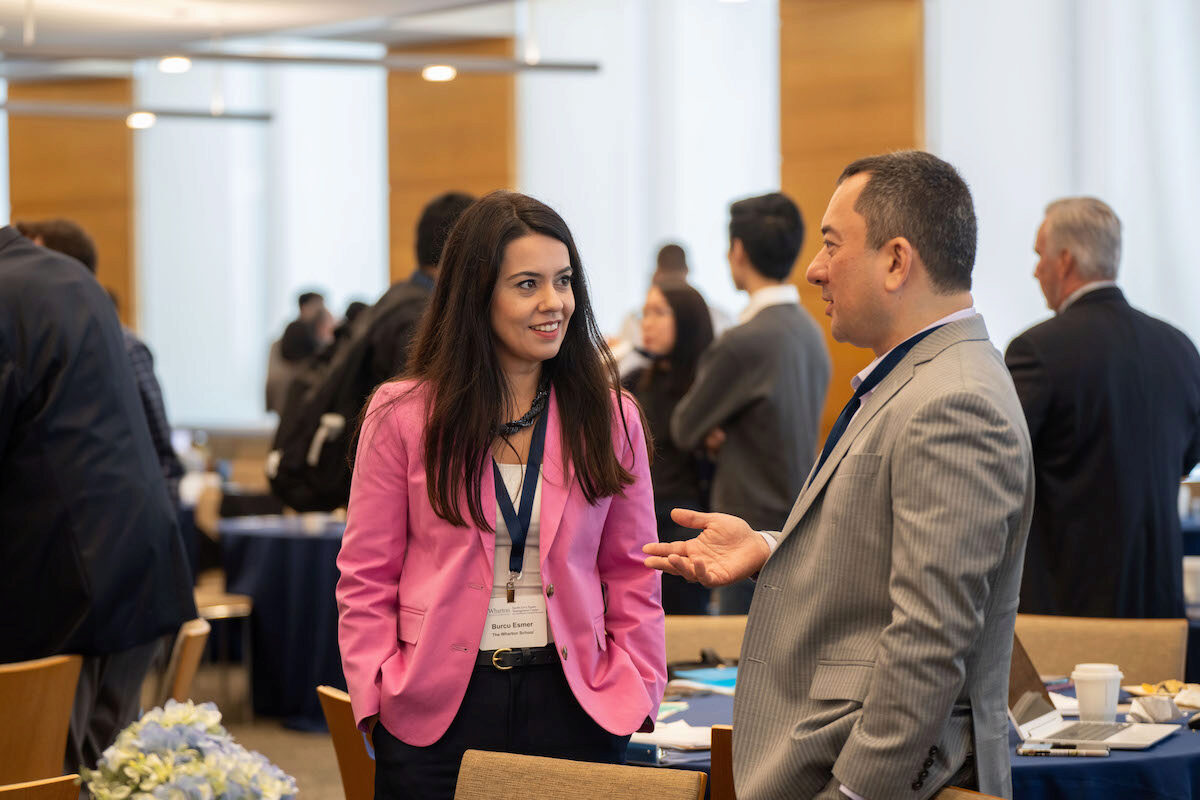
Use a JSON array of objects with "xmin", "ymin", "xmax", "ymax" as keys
[{"xmin": 476, "ymin": 644, "xmax": 559, "ymax": 670}]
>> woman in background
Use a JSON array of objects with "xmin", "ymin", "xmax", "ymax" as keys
[
  {"xmin": 336, "ymin": 191, "xmax": 665, "ymax": 800},
  {"xmin": 624, "ymin": 282, "xmax": 715, "ymax": 614}
]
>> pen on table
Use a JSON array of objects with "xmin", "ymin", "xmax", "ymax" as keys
[{"xmin": 1016, "ymin": 745, "xmax": 1109, "ymax": 757}]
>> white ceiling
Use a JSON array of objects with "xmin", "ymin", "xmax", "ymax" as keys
[{"xmin": 0, "ymin": 0, "xmax": 514, "ymax": 52}]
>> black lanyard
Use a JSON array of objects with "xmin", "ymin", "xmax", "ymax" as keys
[{"xmin": 492, "ymin": 409, "xmax": 548, "ymax": 576}]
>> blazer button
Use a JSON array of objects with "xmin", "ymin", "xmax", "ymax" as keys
[
  {"xmin": 929, "ymin": 746, "xmax": 939, "ymax": 756},
  {"xmin": 561, "ymin": 645, "xmax": 568, "ymax": 660},
  {"xmin": 919, "ymin": 769, "xmax": 929, "ymax": 779},
  {"xmin": 546, "ymin": 584, "xmax": 555, "ymax": 597},
  {"xmin": 911, "ymin": 781, "xmax": 923, "ymax": 790},
  {"xmin": 923, "ymin": 758, "xmax": 934, "ymax": 768}
]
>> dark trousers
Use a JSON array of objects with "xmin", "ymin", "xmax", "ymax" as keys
[
  {"xmin": 655, "ymin": 505, "xmax": 712, "ymax": 615},
  {"xmin": 64, "ymin": 638, "xmax": 160, "ymax": 774},
  {"xmin": 372, "ymin": 661, "xmax": 630, "ymax": 800}
]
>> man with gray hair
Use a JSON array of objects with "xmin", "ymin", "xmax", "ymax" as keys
[{"xmin": 1007, "ymin": 197, "xmax": 1200, "ymax": 618}]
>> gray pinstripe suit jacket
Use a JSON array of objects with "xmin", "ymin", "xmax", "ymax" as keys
[{"xmin": 733, "ymin": 315, "xmax": 1034, "ymax": 800}]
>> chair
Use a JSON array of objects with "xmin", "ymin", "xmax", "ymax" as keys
[
  {"xmin": 710, "ymin": 724, "xmax": 735, "ymax": 800},
  {"xmin": 1014, "ymin": 614, "xmax": 1187, "ymax": 685},
  {"xmin": 194, "ymin": 575, "xmax": 254, "ymax": 720},
  {"xmin": 453, "ymin": 749, "xmax": 706, "ymax": 800},
  {"xmin": 0, "ymin": 775, "xmax": 79, "ymax": 800},
  {"xmin": 0, "ymin": 655, "xmax": 82, "ymax": 785},
  {"xmin": 316, "ymin": 686, "xmax": 375, "ymax": 800},
  {"xmin": 664, "ymin": 615, "xmax": 747, "ymax": 664},
  {"xmin": 147, "ymin": 618, "xmax": 211, "ymax": 706}
]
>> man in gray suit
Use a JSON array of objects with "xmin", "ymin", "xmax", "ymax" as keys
[
  {"xmin": 671, "ymin": 192, "xmax": 831, "ymax": 613},
  {"xmin": 646, "ymin": 151, "xmax": 1034, "ymax": 799}
]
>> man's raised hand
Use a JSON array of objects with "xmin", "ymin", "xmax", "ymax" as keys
[{"xmin": 642, "ymin": 508, "xmax": 769, "ymax": 587}]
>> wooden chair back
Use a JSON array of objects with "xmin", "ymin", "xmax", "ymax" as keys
[
  {"xmin": 664, "ymin": 615, "xmax": 747, "ymax": 664},
  {"xmin": 935, "ymin": 788, "xmax": 1004, "ymax": 799},
  {"xmin": 454, "ymin": 749, "xmax": 705, "ymax": 800},
  {"xmin": 156, "ymin": 618, "xmax": 211, "ymax": 704},
  {"xmin": 316, "ymin": 685, "xmax": 375, "ymax": 800},
  {"xmin": 0, "ymin": 775, "xmax": 80, "ymax": 800},
  {"xmin": 1014, "ymin": 614, "xmax": 1187, "ymax": 684},
  {"xmin": 0, "ymin": 655, "xmax": 82, "ymax": 784},
  {"xmin": 710, "ymin": 724, "xmax": 735, "ymax": 800}
]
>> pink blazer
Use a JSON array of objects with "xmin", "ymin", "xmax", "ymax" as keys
[{"xmin": 336, "ymin": 379, "xmax": 666, "ymax": 746}]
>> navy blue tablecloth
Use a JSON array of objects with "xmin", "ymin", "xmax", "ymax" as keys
[
  {"xmin": 659, "ymin": 693, "xmax": 1200, "ymax": 800},
  {"xmin": 1183, "ymin": 515, "xmax": 1200, "ymax": 556},
  {"xmin": 220, "ymin": 516, "xmax": 347, "ymax": 731}
]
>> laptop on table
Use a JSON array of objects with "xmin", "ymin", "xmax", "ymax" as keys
[{"xmin": 1007, "ymin": 634, "xmax": 1179, "ymax": 749}]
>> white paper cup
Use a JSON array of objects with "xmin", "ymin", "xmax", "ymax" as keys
[{"xmin": 1072, "ymin": 663, "xmax": 1123, "ymax": 722}]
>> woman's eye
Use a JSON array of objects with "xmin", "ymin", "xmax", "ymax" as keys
[
  {"xmin": 556, "ymin": 275, "xmax": 572, "ymax": 287},
  {"xmin": 517, "ymin": 280, "xmax": 536, "ymax": 290}
]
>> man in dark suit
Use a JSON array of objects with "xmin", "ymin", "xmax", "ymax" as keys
[
  {"xmin": 0, "ymin": 227, "xmax": 196, "ymax": 771},
  {"xmin": 1006, "ymin": 197, "xmax": 1200, "ymax": 618},
  {"xmin": 671, "ymin": 192, "xmax": 831, "ymax": 613},
  {"xmin": 368, "ymin": 191, "xmax": 476, "ymax": 384}
]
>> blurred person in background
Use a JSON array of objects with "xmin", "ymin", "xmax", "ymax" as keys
[
  {"xmin": 623, "ymin": 282, "xmax": 716, "ymax": 614},
  {"xmin": 1007, "ymin": 197, "xmax": 1200, "ymax": 618},
  {"xmin": 671, "ymin": 192, "xmax": 831, "ymax": 614},
  {"xmin": 610, "ymin": 243, "xmax": 732, "ymax": 376},
  {"xmin": 266, "ymin": 290, "xmax": 327, "ymax": 413},
  {"xmin": 0, "ymin": 224, "xmax": 195, "ymax": 776},
  {"xmin": 337, "ymin": 191, "xmax": 664, "ymax": 799},
  {"xmin": 16, "ymin": 217, "xmax": 184, "ymax": 509},
  {"xmin": 368, "ymin": 191, "xmax": 477, "ymax": 384}
]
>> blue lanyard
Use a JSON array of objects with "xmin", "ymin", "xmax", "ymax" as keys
[{"xmin": 492, "ymin": 410, "xmax": 548, "ymax": 576}]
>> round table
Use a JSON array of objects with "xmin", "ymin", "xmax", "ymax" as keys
[
  {"xmin": 657, "ymin": 693, "xmax": 1200, "ymax": 799},
  {"xmin": 219, "ymin": 515, "xmax": 347, "ymax": 731}
]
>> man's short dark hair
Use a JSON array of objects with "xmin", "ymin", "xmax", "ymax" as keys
[
  {"xmin": 416, "ymin": 192, "xmax": 476, "ymax": 269},
  {"xmin": 656, "ymin": 243, "xmax": 688, "ymax": 276},
  {"xmin": 728, "ymin": 192, "xmax": 805, "ymax": 281},
  {"xmin": 298, "ymin": 292, "xmax": 324, "ymax": 312},
  {"xmin": 838, "ymin": 150, "xmax": 976, "ymax": 293},
  {"xmin": 15, "ymin": 218, "xmax": 97, "ymax": 272}
]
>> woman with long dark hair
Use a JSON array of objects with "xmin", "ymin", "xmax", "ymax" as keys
[
  {"xmin": 336, "ymin": 191, "xmax": 665, "ymax": 799},
  {"xmin": 624, "ymin": 282, "xmax": 715, "ymax": 614}
]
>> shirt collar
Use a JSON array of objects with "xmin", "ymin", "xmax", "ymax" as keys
[
  {"xmin": 851, "ymin": 307, "xmax": 977, "ymax": 392},
  {"xmin": 1057, "ymin": 280, "xmax": 1117, "ymax": 313},
  {"xmin": 738, "ymin": 283, "xmax": 800, "ymax": 324}
]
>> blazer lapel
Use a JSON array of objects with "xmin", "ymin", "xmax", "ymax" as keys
[
  {"xmin": 778, "ymin": 315, "xmax": 991, "ymax": 537},
  {"xmin": 538, "ymin": 387, "xmax": 573, "ymax": 563}
]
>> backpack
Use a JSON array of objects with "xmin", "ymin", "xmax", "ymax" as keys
[{"xmin": 266, "ymin": 282, "xmax": 428, "ymax": 511}]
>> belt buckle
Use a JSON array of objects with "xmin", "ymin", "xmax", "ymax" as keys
[{"xmin": 491, "ymin": 647, "xmax": 514, "ymax": 671}]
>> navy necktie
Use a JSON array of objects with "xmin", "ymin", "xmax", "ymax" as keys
[{"xmin": 809, "ymin": 324, "xmax": 946, "ymax": 482}]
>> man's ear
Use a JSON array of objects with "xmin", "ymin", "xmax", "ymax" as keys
[
  {"xmin": 882, "ymin": 237, "xmax": 915, "ymax": 293},
  {"xmin": 729, "ymin": 238, "xmax": 746, "ymax": 265}
]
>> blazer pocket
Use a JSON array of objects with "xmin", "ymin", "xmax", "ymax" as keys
[
  {"xmin": 809, "ymin": 661, "xmax": 875, "ymax": 702},
  {"xmin": 593, "ymin": 612, "xmax": 607, "ymax": 652},
  {"xmin": 835, "ymin": 453, "xmax": 882, "ymax": 477},
  {"xmin": 397, "ymin": 605, "xmax": 425, "ymax": 645}
]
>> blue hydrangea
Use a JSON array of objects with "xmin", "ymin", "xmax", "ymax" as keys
[{"xmin": 81, "ymin": 700, "xmax": 298, "ymax": 800}]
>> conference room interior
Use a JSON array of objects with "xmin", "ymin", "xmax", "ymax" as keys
[{"xmin": 4, "ymin": 0, "xmax": 1200, "ymax": 798}]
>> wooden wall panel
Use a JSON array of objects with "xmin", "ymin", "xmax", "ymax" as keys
[
  {"xmin": 387, "ymin": 38, "xmax": 515, "ymax": 282},
  {"xmin": 780, "ymin": 0, "xmax": 923, "ymax": 438},
  {"xmin": 8, "ymin": 78, "xmax": 136, "ymax": 326}
]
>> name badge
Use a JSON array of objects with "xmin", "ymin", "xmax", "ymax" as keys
[{"xmin": 480, "ymin": 596, "xmax": 549, "ymax": 650}]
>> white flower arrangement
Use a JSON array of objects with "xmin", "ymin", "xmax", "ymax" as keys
[{"xmin": 81, "ymin": 700, "xmax": 298, "ymax": 800}]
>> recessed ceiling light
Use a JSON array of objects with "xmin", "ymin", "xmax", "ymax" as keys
[
  {"xmin": 126, "ymin": 111, "xmax": 157, "ymax": 129},
  {"xmin": 158, "ymin": 56, "xmax": 192, "ymax": 74},
  {"xmin": 421, "ymin": 64, "xmax": 456, "ymax": 82}
]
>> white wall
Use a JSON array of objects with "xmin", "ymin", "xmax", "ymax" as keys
[
  {"xmin": 925, "ymin": 0, "xmax": 1200, "ymax": 350},
  {"xmin": 136, "ymin": 60, "xmax": 388, "ymax": 426},
  {"xmin": 517, "ymin": 0, "xmax": 779, "ymax": 332}
]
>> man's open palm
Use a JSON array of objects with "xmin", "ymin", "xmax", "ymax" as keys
[{"xmin": 642, "ymin": 508, "xmax": 770, "ymax": 587}]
